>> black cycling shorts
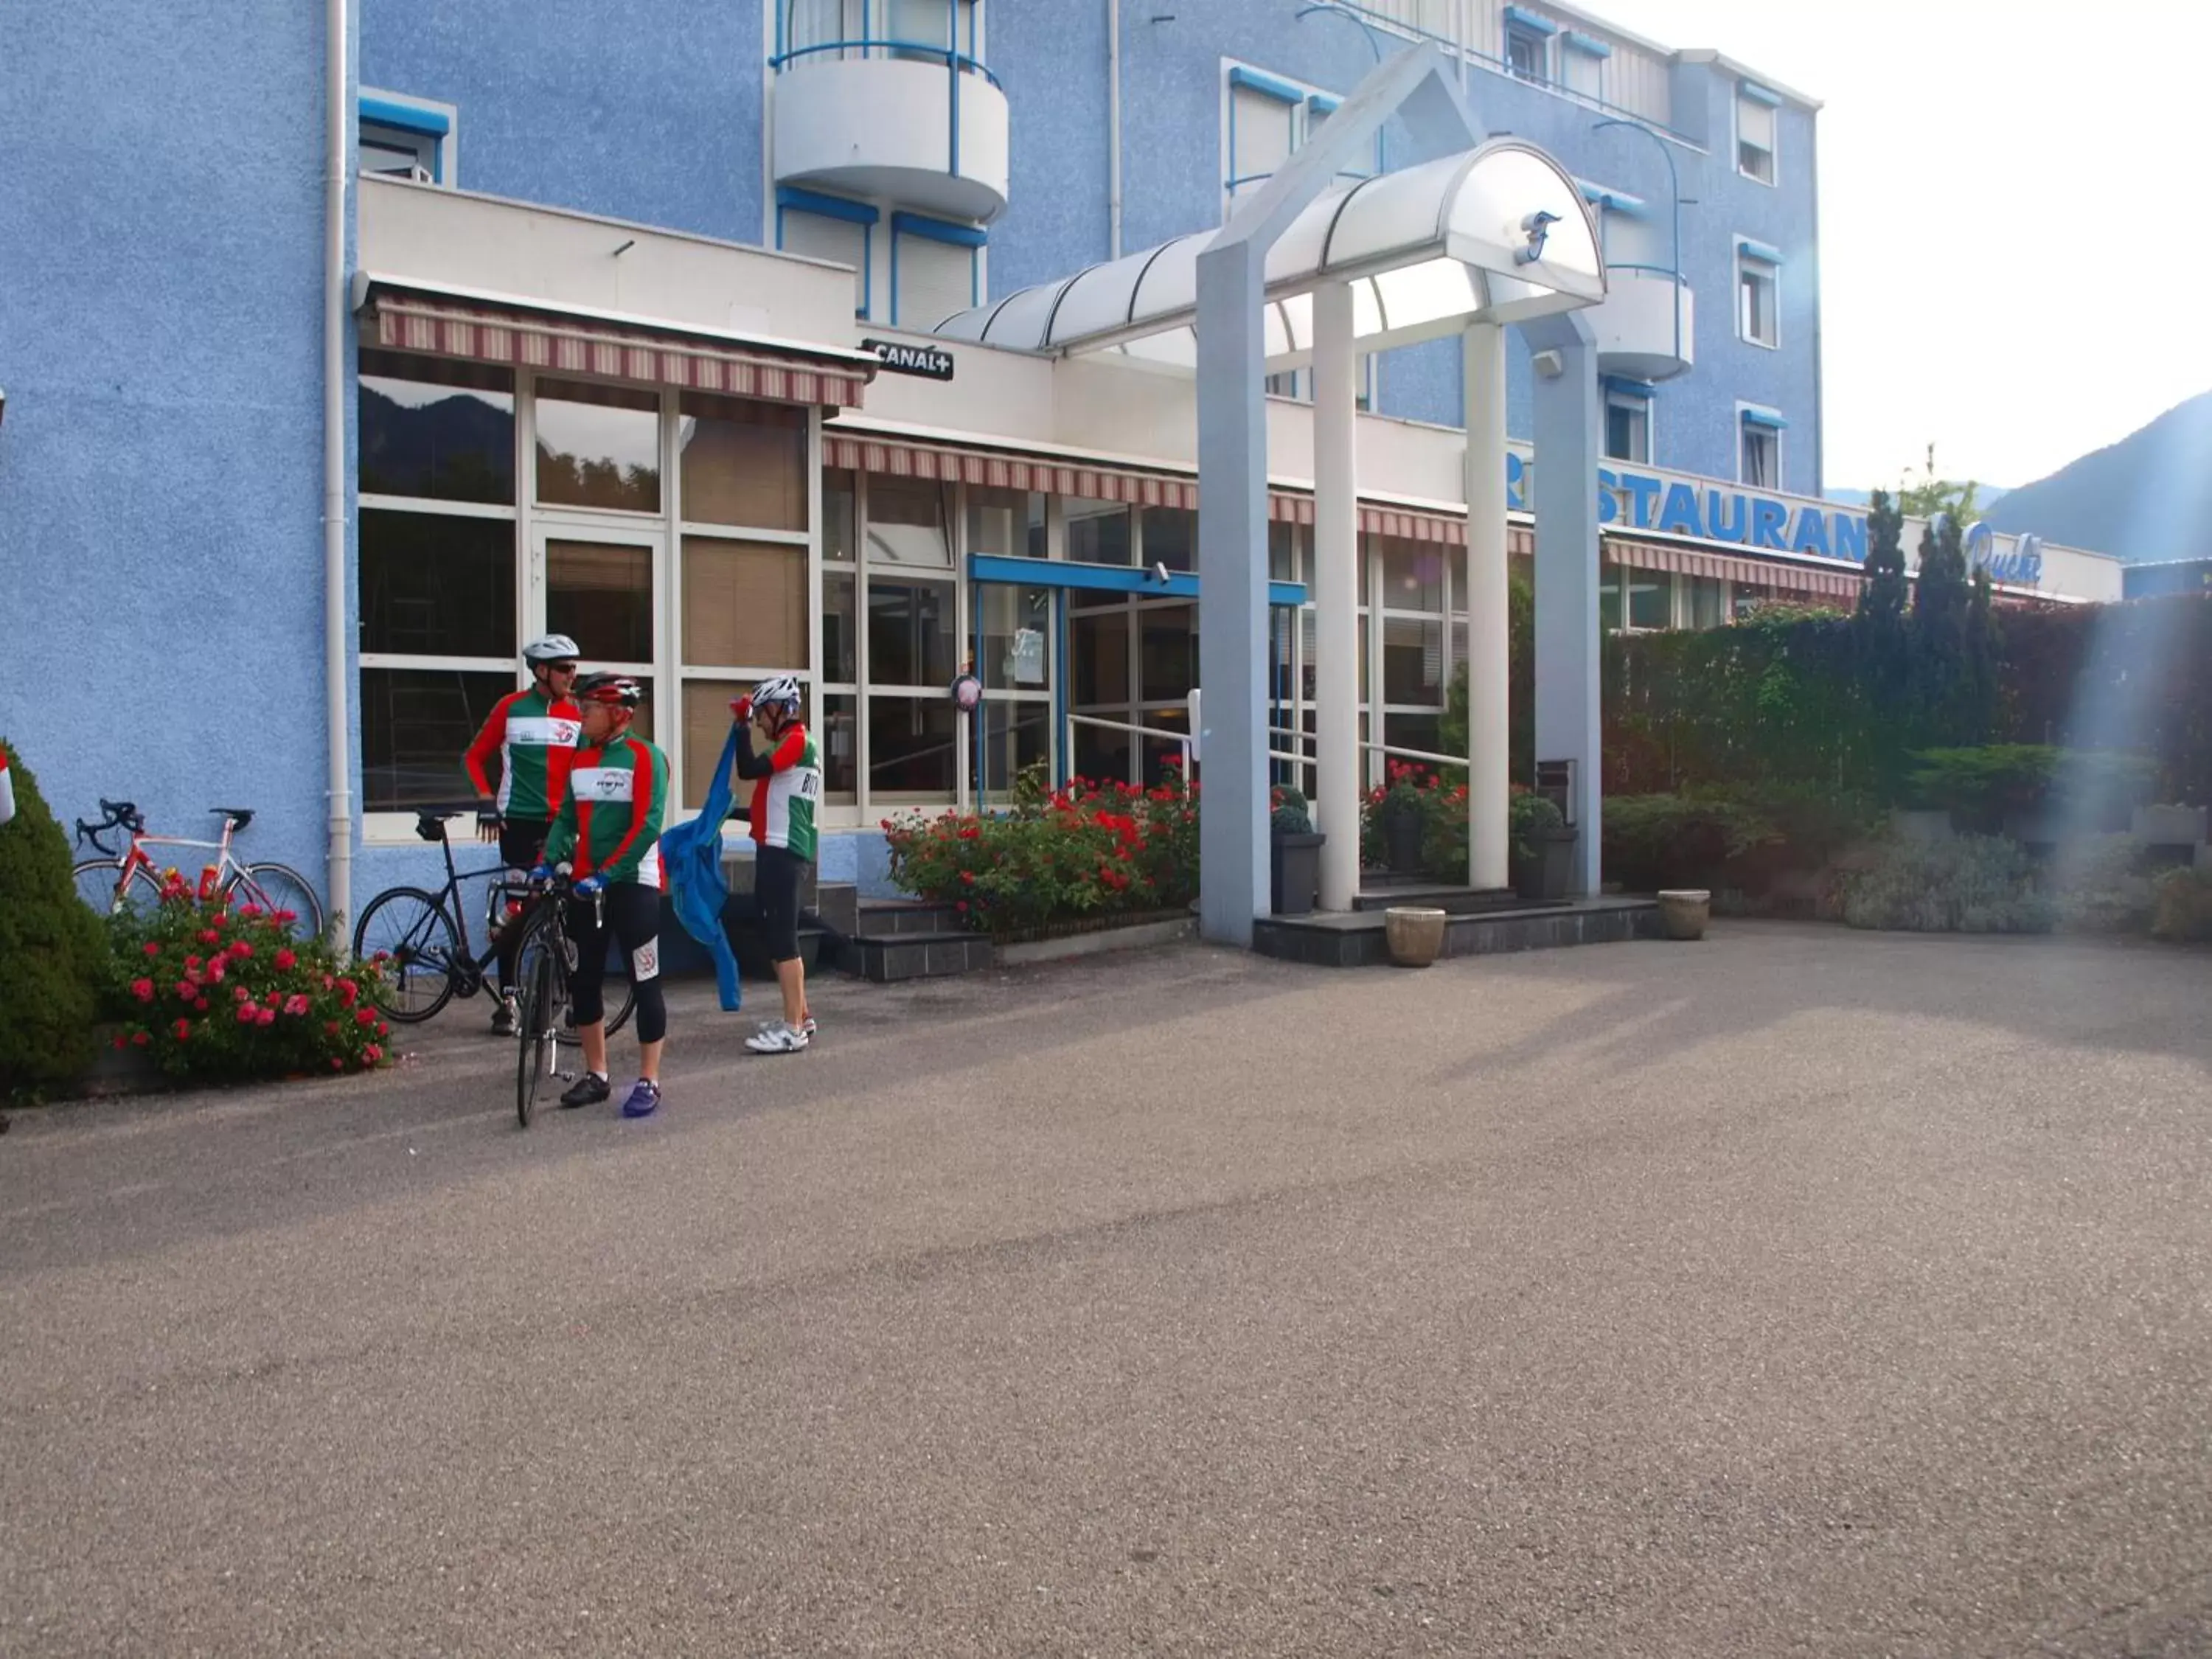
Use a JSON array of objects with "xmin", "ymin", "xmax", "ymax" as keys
[
  {"xmin": 756, "ymin": 845, "xmax": 804, "ymax": 964},
  {"xmin": 566, "ymin": 881, "xmax": 666, "ymax": 1045},
  {"xmin": 498, "ymin": 818, "xmax": 551, "ymax": 872}
]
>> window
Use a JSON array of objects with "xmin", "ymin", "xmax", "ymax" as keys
[
  {"xmin": 1561, "ymin": 32, "xmax": 1607, "ymax": 100},
  {"xmin": 358, "ymin": 350, "xmax": 513, "ymax": 505},
  {"xmin": 776, "ymin": 188, "xmax": 876, "ymax": 319},
  {"xmin": 1227, "ymin": 67, "xmax": 1300, "ymax": 200},
  {"xmin": 967, "ymin": 485, "xmax": 1044, "ymax": 557},
  {"xmin": 1736, "ymin": 86, "xmax": 1778, "ymax": 185},
  {"xmin": 1604, "ymin": 391, "xmax": 1651, "ymax": 464},
  {"xmin": 1141, "ymin": 507, "xmax": 1196, "ymax": 573},
  {"xmin": 1739, "ymin": 414, "xmax": 1781, "ymax": 490},
  {"xmin": 359, "ymin": 511, "xmax": 514, "ymax": 660},
  {"xmin": 1737, "ymin": 251, "xmax": 1778, "ymax": 348},
  {"xmin": 535, "ymin": 380, "xmax": 661, "ymax": 513},
  {"xmin": 1505, "ymin": 24, "xmax": 1549, "ymax": 83},
  {"xmin": 1599, "ymin": 565, "xmax": 1672, "ymax": 633},
  {"xmin": 678, "ymin": 394, "xmax": 806, "ymax": 530},
  {"xmin": 865, "ymin": 476, "xmax": 953, "ymax": 567},
  {"xmin": 892, "ymin": 212, "xmax": 983, "ymax": 330},
  {"xmin": 1065, "ymin": 497, "xmax": 1132, "ymax": 565},
  {"xmin": 359, "ymin": 93, "xmax": 453, "ymax": 184}
]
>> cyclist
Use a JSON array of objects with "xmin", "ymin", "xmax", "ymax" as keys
[
  {"xmin": 539, "ymin": 672, "xmax": 669, "ymax": 1119},
  {"xmin": 730, "ymin": 675, "xmax": 822, "ymax": 1054},
  {"xmin": 465, "ymin": 633, "xmax": 583, "ymax": 1035}
]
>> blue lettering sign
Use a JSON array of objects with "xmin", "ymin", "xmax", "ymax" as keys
[
  {"xmin": 1656, "ymin": 481, "xmax": 1705, "ymax": 538},
  {"xmin": 1506, "ymin": 451, "xmax": 1526, "ymax": 512},
  {"xmin": 1624, "ymin": 473, "xmax": 1662, "ymax": 530},
  {"xmin": 1705, "ymin": 490, "xmax": 1748, "ymax": 543},
  {"xmin": 1595, "ymin": 468, "xmax": 1619, "ymax": 524},
  {"xmin": 1831, "ymin": 513, "xmax": 1866, "ymax": 563},
  {"xmin": 1790, "ymin": 506, "xmax": 1831, "ymax": 557},
  {"xmin": 1750, "ymin": 498, "xmax": 1790, "ymax": 549}
]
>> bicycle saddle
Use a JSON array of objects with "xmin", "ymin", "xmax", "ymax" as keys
[
  {"xmin": 209, "ymin": 807, "xmax": 255, "ymax": 830},
  {"xmin": 413, "ymin": 807, "xmax": 463, "ymax": 842}
]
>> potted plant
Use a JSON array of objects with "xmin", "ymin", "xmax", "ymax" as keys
[
  {"xmin": 1510, "ymin": 790, "xmax": 1575, "ymax": 902},
  {"xmin": 1372, "ymin": 764, "xmax": 1435, "ymax": 877},
  {"xmin": 1269, "ymin": 786, "xmax": 1326, "ymax": 916}
]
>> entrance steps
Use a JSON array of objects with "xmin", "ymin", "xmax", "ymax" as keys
[
  {"xmin": 835, "ymin": 899, "xmax": 996, "ymax": 983},
  {"xmin": 1350, "ymin": 877, "xmax": 1526, "ymax": 915},
  {"xmin": 1254, "ymin": 894, "xmax": 1663, "ymax": 967}
]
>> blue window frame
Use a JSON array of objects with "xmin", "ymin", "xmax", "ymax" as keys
[
  {"xmin": 359, "ymin": 92, "xmax": 453, "ymax": 184},
  {"xmin": 776, "ymin": 186, "xmax": 878, "ymax": 320}
]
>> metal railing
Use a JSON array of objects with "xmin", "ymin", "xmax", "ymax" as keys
[
  {"xmin": 770, "ymin": 4, "xmax": 1002, "ymax": 184},
  {"xmin": 1064, "ymin": 712, "xmax": 1193, "ymax": 785}
]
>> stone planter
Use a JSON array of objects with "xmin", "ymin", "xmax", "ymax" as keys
[
  {"xmin": 1384, "ymin": 906, "xmax": 1447, "ymax": 967},
  {"xmin": 1513, "ymin": 827, "xmax": 1577, "ymax": 902},
  {"xmin": 1270, "ymin": 830, "xmax": 1326, "ymax": 917},
  {"xmin": 2134, "ymin": 804, "xmax": 2208, "ymax": 849},
  {"xmin": 1656, "ymin": 888, "xmax": 1711, "ymax": 941}
]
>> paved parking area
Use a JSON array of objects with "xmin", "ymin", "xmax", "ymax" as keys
[{"xmin": 3, "ymin": 922, "xmax": 2209, "ymax": 1656}]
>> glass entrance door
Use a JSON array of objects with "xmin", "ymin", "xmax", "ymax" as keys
[
  {"xmin": 532, "ymin": 524, "xmax": 665, "ymax": 741},
  {"xmin": 1066, "ymin": 590, "xmax": 1196, "ymax": 787}
]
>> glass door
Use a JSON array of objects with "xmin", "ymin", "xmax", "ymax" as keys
[{"xmin": 531, "ymin": 523, "xmax": 667, "ymax": 743}]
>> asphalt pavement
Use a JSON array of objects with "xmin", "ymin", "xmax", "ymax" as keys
[{"xmin": 2, "ymin": 922, "xmax": 2208, "ymax": 1657}]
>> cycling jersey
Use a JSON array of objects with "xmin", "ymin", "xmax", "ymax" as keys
[
  {"xmin": 734, "ymin": 724, "xmax": 821, "ymax": 862},
  {"xmin": 465, "ymin": 688, "xmax": 582, "ymax": 820},
  {"xmin": 546, "ymin": 734, "xmax": 669, "ymax": 888}
]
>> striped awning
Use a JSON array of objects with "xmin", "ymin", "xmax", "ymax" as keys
[
  {"xmin": 365, "ymin": 293, "xmax": 873, "ymax": 408},
  {"xmin": 1607, "ymin": 535, "xmax": 1863, "ymax": 599},
  {"xmin": 824, "ymin": 433, "xmax": 1198, "ymax": 509}
]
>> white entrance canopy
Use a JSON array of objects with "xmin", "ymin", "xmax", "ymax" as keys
[{"xmin": 931, "ymin": 142, "xmax": 1604, "ymax": 371}]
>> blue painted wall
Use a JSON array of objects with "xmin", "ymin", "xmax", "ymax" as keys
[
  {"xmin": 0, "ymin": 0, "xmax": 336, "ymax": 884},
  {"xmin": 362, "ymin": 0, "xmax": 766, "ymax": 243}
]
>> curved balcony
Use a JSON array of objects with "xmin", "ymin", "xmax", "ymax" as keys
[
  {"xmin": 1588, "ymin": 263, "xmax": 1694, "ymax": 382},
  {"xmin": 771, "ymin": 42, "xmax": 1009, "ymax": 225}
]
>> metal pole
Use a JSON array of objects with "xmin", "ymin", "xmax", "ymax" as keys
[{"xmin": 1312, "ymin": 280, "xmax": 1360, "ymax": 913}]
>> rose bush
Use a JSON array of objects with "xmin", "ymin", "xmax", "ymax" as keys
[
  {"xmin": 883, "ymin": 763, "xmax": 1199, "ymax": 937},
  {"xmin": 101, "ymin": 873, "xmax": 391, "ymax": 1083}
]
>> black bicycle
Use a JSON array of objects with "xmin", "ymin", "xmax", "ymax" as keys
[
  {"xmin": 512, "ymin": 872, "xmax": 602, "ymax": 1129},
  {"xmin": 351, "ymin": 807, "xmax": 633, "ymax": 1035}
]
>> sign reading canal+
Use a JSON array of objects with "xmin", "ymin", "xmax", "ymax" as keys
[{"xmin": 1504, "ymin": 453, "xmax": 2045, "ymax": 587}]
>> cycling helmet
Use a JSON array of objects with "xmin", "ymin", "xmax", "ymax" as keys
[
  {"xmin": 573, "ymin": 672, "xmax": 644, "ymax": 709},
  {"xmin": 750, "ymin": 673, "xmax": 804, "ymax": 714},
  {"xmin": 523, "ymin": 633, "xmax": 581, "ymax": 665}
]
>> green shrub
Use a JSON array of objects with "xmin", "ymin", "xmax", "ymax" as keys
[
  {"xmin": 0, "ymin": 741, "xmax": 107, "ymax": 1099},
  {"xmin": 2151, "ymin": 866, "xmax": 2212, "ymax": 942},
  {"xmin": 101, "ymin": 878, "xmax": 392, "ymax": 1083},
  {"xmin": 1840, "ymin": 834, "xmax": 2054, "ymax": 933},
  {"xmin": 2048, "ymin": 835, "xmax": 2162, "ymax": 935},
  {"xmin": 1909, "ymin": 746, "xmax": 2157, "ymax": 833},
  {"xmin": 1509, "ymin": 790, "xmax": 1565, "ymax": 867},
  {"xmin": 1601, "ymin": 793, "xmax": 1780, "ymax": 894},
  {"xmin": 883, "ymin": 768, "xmax": 1199, "ymax": 937},
  {"xmin": 1270, "ymin": 785, "xmax": 1314, "ymax": 837}
]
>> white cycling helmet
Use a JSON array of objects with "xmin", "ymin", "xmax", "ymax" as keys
[
  {"xmin": 523, "ymin": 633, "xmax": 581, "ymax": 665},
  {"xmin": 751, "ymin": 673, "xmax": 804, "ymax": 713}
]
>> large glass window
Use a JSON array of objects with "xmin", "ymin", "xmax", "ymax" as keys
[
  {"xmin": 535, "ymin": 379, "xmax": 661, "ymax": 512},
  {"xmin": 547, "ymin": 539, "xmax": 654, "ymax": 664},
  {"xmin": 868, "ymin": 578, "xmax": 956, "ymax": 686},
  {"xmin": 1139, "ymin": 603, "xmax": 1197, "ymax": 704},
  {"xmin": 869, "ymin": 697, "xmax": 957, "ymax": 796},
  {"xmin": 358, "ymin": 351, "xmax": 514, "ymax": 504},
  {"xmin": 359, "ymin": 511, "xmax": 514, "ymax": 659},
  {"xmin": 1072, "ymin": 610, "xmax": 1130, "ymax": 704},
  {"xmin": 981, "ymin": 584, "xmax": 1053, "ymax": 690},
  {"xmin": 824, "ymin": 568, "xmax": 858, "ymax": 684},
  {"xmin": 361, "ymin": 667, "xmax": 514, "ymax": 810},
  {"xmin": 1066, "ymin": 498, "xmax": 1132, "ymax": 565},
  {"xmin": 678, "ymin": 394, "xmax": 806, "ymax": 530},
  {"xmin": 681, "ymin": 537, "xmax": 805, "ymax": 671},
  {"xmin": 823, "ymin": 468, "xmax": 858, "ymax": 561},
  {"xmin": 865, "ymin": 476, "xmax": 953, "ymax": 567},
  {"xmin": 1382, "ymin": 616, "xmax": 1444, "ymax": 705},
  {"xmin": 1141, "ymin": 507, "xmax": 1196, "ymax": 573},
  {"xmin": 980, "ymin": 701, "xmax": 1051, "ymax": 799},
  {"xmin": 1377, "ymin": 537, "xmax": 1444, "ymax": 611},
  {"xmin": 821, "ymin": 693, "xmax": 859, "ymax": 801},
  {"xmin": 968, "ymin": 486, "xmax": 1045, "ymax": 557}
]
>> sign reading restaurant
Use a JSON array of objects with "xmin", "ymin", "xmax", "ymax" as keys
[{"xmin": 1506, "ymin": 451, "xmax": 2045, "ymax": 587}]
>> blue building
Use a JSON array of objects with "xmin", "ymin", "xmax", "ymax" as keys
[{"xmin": 4, "ymin": 0, "xmax": 2098, "ymax": 930}]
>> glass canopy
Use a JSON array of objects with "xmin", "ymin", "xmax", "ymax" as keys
[{"xmin": 931, "ymin": 142, "xmax": 1604, "ymax": 370}]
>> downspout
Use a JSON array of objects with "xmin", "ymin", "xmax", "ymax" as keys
[
  {"xmin": 323, "ymin": 0, "xmax": 352, "ymax": 943},
  {"xmin": 1107, "ymin": 0, "xmax": 1122, "ymax": 258},
  {"xmin": 1807, "ymin": 119, "xmax": 1823, "ymax": 497}
]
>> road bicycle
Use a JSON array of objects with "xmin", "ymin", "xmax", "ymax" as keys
[
  {"xmin": 512, "ymin": 870, "xmax": 613, "ymax": 1130},
  {"xmin": 351, "ymin": 806, "xmax": 633, "ymax": 1037},
  {"xmin": 74, "ymin": 799, "xmax": 324, "ymax": 940}
]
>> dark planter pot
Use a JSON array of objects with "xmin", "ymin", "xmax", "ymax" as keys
[
  {"xmin": 1270, "ymin": 830, "xmax": 1326, "ymax": 916},
  {"xmin": 1383, "ymin": 806, "xmax": 1425, "ymax": 875},
  {"xmin": 1513, "ymin": 828, "xmax": 1577, "ymax": 902}
]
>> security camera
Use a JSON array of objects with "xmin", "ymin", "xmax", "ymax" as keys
[
  {"xmin": 1154, "ymin": 560, "xmax": 1171, "ymax": 585},
  {"xmin": 1531, "ymin": 349, "xmax": 1565, "ymax": 380}
]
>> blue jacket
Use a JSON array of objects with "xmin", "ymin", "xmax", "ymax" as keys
[{"xmin": 658, "ymin": 722, "xmax": 742, "ymax": 1011}]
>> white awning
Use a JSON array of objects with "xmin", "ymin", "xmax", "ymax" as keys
[{"xmin": 931, "ymin": 140, "xmax": 1603, "ymax": 371}]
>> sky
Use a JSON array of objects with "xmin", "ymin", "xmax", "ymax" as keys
[{"xmin": 1582, "ymin": 0, "xmax": 2212, "ymax": 491}]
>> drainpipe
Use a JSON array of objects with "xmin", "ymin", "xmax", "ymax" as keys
[
  {"xmin": 324, "ymin": 0, "xmax": 353, "ymax": 943},
  {"xmin": 1107, "ymin": 0, "xmax": 1122, "ymax": 258}
]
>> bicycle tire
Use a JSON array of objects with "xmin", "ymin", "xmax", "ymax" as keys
[
  {"xmin": 352, "ymin": 887, "xmax": 461, "ymax": 1024},
  {"xmin": 72, "ymin": 857, "xmax": 145, "ymax": 917},
  {"xmin": 226, "ymin": 862, "xmax": 325, "ymax": 941},
  {"xmin": 514, "ymin": 912, "xmax": 563, "ymax": 1130}
]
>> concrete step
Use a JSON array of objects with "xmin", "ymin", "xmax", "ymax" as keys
[
  {"xmin": 855, "ymin": 898, "xmax": 969, "ymax": 937},
  {"xmin": 1255, "ymin": 896, "xmax": 1662, "ymax": 967},
  {"xmin": 1350, "ymin": 881, "xmax": 1524, "ymax": 916},
  {"xmin": 840, "ymin": 931, "xmax": 995, "ymax": 984}
]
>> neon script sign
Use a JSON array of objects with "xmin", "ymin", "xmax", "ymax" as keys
[{"xmin": 1504, "ymin": 456, "xmax": 2045, "ymax": 586}]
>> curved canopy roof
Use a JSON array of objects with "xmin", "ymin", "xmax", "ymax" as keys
[{"xmin": 931, "ymin": 141, "xmax": 1604, "ymax": 372}]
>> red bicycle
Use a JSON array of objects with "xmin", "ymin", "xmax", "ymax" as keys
[{"xmin": 73, "ymin": 798, "xmax": 324, "ymax": 941}]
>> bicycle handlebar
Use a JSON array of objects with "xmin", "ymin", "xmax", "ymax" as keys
[{"xmin": 77, "ymin": 798, "xmax": 144, "ymax": 854}]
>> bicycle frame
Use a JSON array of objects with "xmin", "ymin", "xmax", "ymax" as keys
[
  {"xmin": 95, "ymin": 818, "xmax": 250, "ymax": 902},
  {"xmin": 422, "ymin": 815, "xmax": 538, "ymax": 983}
]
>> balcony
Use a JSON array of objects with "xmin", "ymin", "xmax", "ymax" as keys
[
  {"xmin": 1587, "ymin": 264, "xmax": 1694, "ymax": 382},
  {"xmin": 771, "ymin": 41, "xmax": 1009, "ymax": 225}
]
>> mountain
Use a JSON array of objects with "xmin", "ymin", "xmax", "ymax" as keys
[{"xmin": 1982, "ymin": 392, "xmax": 2212, "ymax": 564}]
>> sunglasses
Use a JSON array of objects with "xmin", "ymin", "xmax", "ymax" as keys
[{"xmin": 546, "ymin": 663, "xmax": 580, "ymax": 675}]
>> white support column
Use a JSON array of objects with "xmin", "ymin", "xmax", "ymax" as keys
[
  {"xmin": 1464, "ymin": 322, "xmax": 1509, "ymax": 891},
  {"xmin": 1312, "ymin": 279, "xmax": 1360, "ymax": 914}
]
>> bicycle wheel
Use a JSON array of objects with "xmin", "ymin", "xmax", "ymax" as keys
[
  {"xmin": 352, "ymin": 886, "xmax": 461, "ymax": 1023},
  {"xmin": 72, "ymin": 858, "xmax": 157, "ymax": 919},
  {"xmin": 513, "ymin": 917, "xmax": 562, "ymax": 1130},
  {"xmin": 226, "ymin": 862, "xmax": 324, "ymax": 941}
]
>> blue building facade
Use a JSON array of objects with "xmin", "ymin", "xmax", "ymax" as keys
[{"xmin": 2, "ymin": 0, "xmax": 1843, "ymax": 922}]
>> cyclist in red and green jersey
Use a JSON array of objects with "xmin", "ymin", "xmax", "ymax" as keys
[
  {"xmin": 730, "ymin": 674, "xmax": 821, "ymax": 1054},
  {"xmin": 465, "ymin": 633, "xmax": 583, "ymax": 1034},
  {"xmin": 540, "ymin": 673, "xmax": 670, "ymax": 1119}
]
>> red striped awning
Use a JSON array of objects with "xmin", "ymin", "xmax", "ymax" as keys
[
  {"xmin": 1607, "ymin": 535, "xmax": 1863, "ymax": 599},
  {"xmin": 824, "ymin": 434, "xmax": 1199, "ymax": 508},
  {"xmin": 366, "ymin": 295, "xmax": 873, "ymax": 409}
]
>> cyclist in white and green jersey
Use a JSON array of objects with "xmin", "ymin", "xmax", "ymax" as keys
[{"xmin": 729, "ymin": 675, "xmax": 821, "ymax": 1054}]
